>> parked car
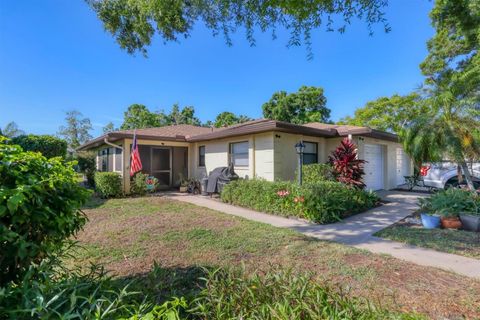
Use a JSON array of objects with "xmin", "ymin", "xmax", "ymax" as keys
[{"xmin": 423, "ymin": 161, "xmax": 480, "ymax": 190}]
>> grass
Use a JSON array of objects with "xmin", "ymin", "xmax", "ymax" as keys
[
  {"xmin": 71, "ymin": 196, "xmax": 480, "ymax": 319},
  {"xmin": 375, "ymin": 215, "xmax": 480, "ymax": 259}
]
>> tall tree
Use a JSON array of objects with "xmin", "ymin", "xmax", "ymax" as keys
[
  {"xmin": 166, "ymin": 104, "xmax": 201, "ymax": 126},
  {"xmin": 2, "ymin": 122, "xmax": 25, "ymax": 138},
  {"xmin": 401, "ymin": 0, "xmax": 480, "ymax": 190},
  {"xmin": 214, "ymin": 112, "xmax": 252, "ymax": 128},
  {"xmin": 103, "ymin": 122, "xmax": 116, "ymax": 133},
  {"xmin": 338, "ymin": 93, "xmax": 427, "ymax": 133},
  {"xmin": 57, "ymin": 110, "xmax": 93, "ymax": 149},
  {"xmin": 120, "ymin": 104, "xmax": 160, "ymax": 130},
  {"xmin": 87, "ymin": 0, "xmax": 389, "ymax": 56},
  {"xmin": 262, "ymin": 86, "xmax": 331, "ymax": 124}
]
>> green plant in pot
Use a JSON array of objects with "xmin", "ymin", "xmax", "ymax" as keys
[
  {"xmin": 179, "ymin": 173, "xmax": 188, "ymax": 192},
  {"xmin": 459, "ymin": 194, "xmax": 480, "ymax": 232},
  {"xmin": 423, "ymin": 188, "xmax": 472, "ymax": 229}
]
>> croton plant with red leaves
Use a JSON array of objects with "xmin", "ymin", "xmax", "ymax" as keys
[{"xmin": 328, "ymin": 138, "xmax": 366, "ymax": 189}]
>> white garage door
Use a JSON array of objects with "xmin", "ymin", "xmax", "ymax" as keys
[
  {"xmin": 396, "ymin": 148, "xmax": 410, "ymax": 186},
  {"xmin": 364, "ymin": 144, "xmax": 384, "ymax": 190}
]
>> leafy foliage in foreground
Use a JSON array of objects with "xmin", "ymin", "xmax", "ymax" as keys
[
  {"xmin": 191, "ymin": 267, "xmax": 421, "ymax": 320},
  {"xmin": 221, "ymin": 179, "xmax": 378, "ymax": 224},
  {"xmin": 0, "ymin": 138, "xmax": 90, "ymax": 285},
  {"xmin": 1, "ymin": 258, "xmax": 421, "ymax": 320}
]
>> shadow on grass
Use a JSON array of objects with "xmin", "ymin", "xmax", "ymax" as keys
[
  {"xmin": 111, "ymin": 264, "xmax": 209, "ymax": 303},
  {"xmin": 82, "ymin": 196, "xmax": 107, "ymax": 209}
]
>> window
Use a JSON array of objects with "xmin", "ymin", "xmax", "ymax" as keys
[
  {"xmin": 114, "ymin": 148, "xmax": 122, "ymax": 172},
  {"xmin": 229, "ymin": 141, "xmax": 249, "ymax": 167},
  {"xmin": 198, "ymin": 146, "xmax": 205, "ymax": 167},
  {"xmin": 303, "ymin": 141, "xmax": 318, "ymax": 165}
]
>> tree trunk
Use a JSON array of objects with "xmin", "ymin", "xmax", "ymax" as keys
[{"xmin": 459, "ymin": 160, "xmax": 476, "ymax": 191}]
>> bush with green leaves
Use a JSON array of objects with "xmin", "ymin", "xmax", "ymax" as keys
[
  {"xmin": 10, "ymin": 134, "xmax": 67, "ymax": 158},
  {"xmin": 297, "ymin": 163, "xmax": 335, "ymax": 184},
  {"xmin": 419, "ymin": 188, "xmax": 480, "ymax": 217},
  {"xmin": 221, "ymin": 179, "xmax": 379, "ymax": 224},
  {"xmin": 130, "ymin": 172, "xmax": 152, "ymax": 195},
  {"xmin": 94, "ymin": 172, "xmax": 123, "ymax": 198},
  {"xmin": 0, "ymin": 138, "xmax": 90, "ymax": 285},
  {"xmin": 76, "ymin": 151, "xmax": 96, "ymax": 187}
]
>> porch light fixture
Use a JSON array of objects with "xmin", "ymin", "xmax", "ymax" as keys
[{"xmin": 295, "ymin": 141, "xmax": 305, "ymax": 185}]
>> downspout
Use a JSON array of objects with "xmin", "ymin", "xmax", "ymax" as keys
[
  {"xmin": 252, "ymin": 135, "xmax": 256, "ymax": 179},
  {"xmin": 104, "ymin": 137, "xmax": 123, "ymax": 151}
]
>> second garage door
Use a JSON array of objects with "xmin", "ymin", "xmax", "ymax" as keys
[{"xmin": 364, "ymin": 144, "xmax": 384, "ymax": 190}]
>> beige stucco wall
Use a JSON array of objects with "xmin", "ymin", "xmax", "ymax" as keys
[
  {"xmin": 273, "ymin": 133, "xmax": 327, "ymax": 181},
  {"xmin": 355, "ymin": 136, "xmax": 412, "ymax": 190},
  {"xmin": 191, "ymin": 132, "xmax": 274, "ymax": 181}
]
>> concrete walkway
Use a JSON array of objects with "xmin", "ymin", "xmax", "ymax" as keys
[{"xmin": 168, "ymin": 191, "xmax": 480, "ymax": 278}]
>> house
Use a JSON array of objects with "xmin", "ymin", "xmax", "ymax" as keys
[{"xmin": 77, "ymin": 119, "xmax": 412, "ymax": 192}]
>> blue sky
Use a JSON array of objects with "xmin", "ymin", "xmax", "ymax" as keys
[{"xmin": 0, "ymin": 0, "xmax": 434, "ymax": 137}]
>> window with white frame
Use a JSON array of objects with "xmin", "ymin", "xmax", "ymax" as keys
[
  {"xmin": 229, "ymin": 141, "xmax": 249, "ymax": 167},
  {"xmin": 302, "ymin": 141, "xmax": 318, "ymax": 165},
  {"xmin": 97, "ymin": 147, "xmax": 122, "ymax": 172}
]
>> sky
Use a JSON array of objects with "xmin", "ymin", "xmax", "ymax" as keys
[{"xmin": 0, "ymin": 0, "xmax": 434, "ymax": 137}]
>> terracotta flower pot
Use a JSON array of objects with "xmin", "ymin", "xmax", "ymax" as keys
[{"xmin": 440, "ymin": 217, "xmax": 462, "ymax": 229}]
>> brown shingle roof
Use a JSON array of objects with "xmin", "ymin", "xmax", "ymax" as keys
[{"xmin": 77, "ymin": 119, "xmax": 398, "ymax": 151}]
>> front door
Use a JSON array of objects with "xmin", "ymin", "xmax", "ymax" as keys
[
  {"xmin": 151, "ymin": 147, "xmax": 172, "ymax": 188},
  {"xmin": 364, "ymin": 144, "xmax": 384, "ymax": 190}
]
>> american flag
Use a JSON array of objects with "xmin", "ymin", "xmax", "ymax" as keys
[{"xmin": 130, "ymin": 130, "xmax": 142, "ymax": 177}]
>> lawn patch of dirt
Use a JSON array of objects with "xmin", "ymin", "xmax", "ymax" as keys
[{"xmin": 71, "ymin": 196, "xmax": 480, "ymax": 319}]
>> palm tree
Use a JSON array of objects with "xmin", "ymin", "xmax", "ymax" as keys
[{"xmin": 400, "ymin": 88, "xmax": 480, "ymax": 190}]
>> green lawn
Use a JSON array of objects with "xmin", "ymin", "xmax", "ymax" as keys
[
  {"xmin": 375, "ymin": 219, "xmax": 480, "ymax": 259},
  {"xmin": 72, "ymin": 196, "xmax": 480, "ymax": 319}
]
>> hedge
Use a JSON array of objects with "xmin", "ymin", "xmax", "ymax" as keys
[
  {"xmin": 221, "ymin": 179, "xmax": 379, "ymax": 224},
  {"xmin": 297, "ymin": 163, "xmax": 335, "ymax": 184},
  {"xmin": 10, "ymin": 134, "xmax": 67, "ymax": 158},
  {"xmin": 94, "ymin": 172, "xmax": 123, "ymax": 198}
]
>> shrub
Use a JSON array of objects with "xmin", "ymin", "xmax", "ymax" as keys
[
  {"xmin": 94, "ymin": 172, "xmax": 123, "ymax": 198},
  {"xmin": 221, "ymin": 179, "xmax": 379, "ymax": 224},
  {"xmin": 10, "ymin": 134, "xmax": 67, "ymax": 158},
  {"xmin": 130, "ymin": 172, "xmax": 153, "ymax": 195},
  {"xmin": 329, "ymin": 138, "xmax": 366, "ymax": 189},
  {"xmin": 419, "ymin": 188, "xmax": 480, "ymax": 217},
  {"xmin": 298, "ymin": 163, "xmax": 335, "ymax": 184},
  {"xmin": 0, "ymin": 138, "xmax": 90, "ymax": 285},
  {"xmin": 76, "ymin": 151, "xmax": 96, "ymax": 187}
]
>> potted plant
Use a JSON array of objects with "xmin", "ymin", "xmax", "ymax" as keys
[
  {"xmin": 420, "ymin": 213, "xmax": 441, "ymax": 229},
  {"xmin": 459, "ymin": 197, "xmax": 480, "ymax": 232},
  {"xmin": 438, "ymin": 209, "xmax": 462, "ymax": 229},
  {"xmin": 179, "ymin": 179, "xmax": 188, "ymax": 192}
]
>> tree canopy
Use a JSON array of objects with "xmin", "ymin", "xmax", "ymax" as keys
[
  {"xmin": 213, "ymin": 112, "xmax": 252, "ymax": 128},
  {"xmin": 338, "ymin": 93, "xmax": 427, "ymax": 133},
  {"xmin": 262, "ymin": 86, "xmax": 331, "ymax": 124},
  {"xmin": 1, "ymin": 122, "xmax": 25, "ymax": 138},
  {"xmin": 57, "ymin": 110, "xmax": 93, "ymax": 149},
  {"xmin": 87, "ymin": 0, "xmax": 389, "ymax": 56},
  {"xmin": 120, "ymin": 103, "xmax": 202, "ymax": 129}
]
